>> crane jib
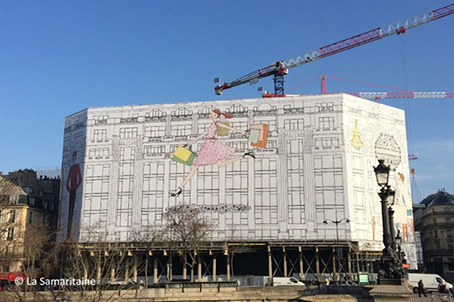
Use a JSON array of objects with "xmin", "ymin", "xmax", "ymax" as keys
[
  {"xmin": 214, "ymin": 3, "xmax": 454, "ymax": 96},
  {"xmin": 432, "ymin": 4, "xmax": 454, "ymax": 20},
  {"xmin": 350, "ymin": 91, "xmax": 454, "ymax": 100},
  {"xmin": 318, "ymin": 28, "xmax": 382, "ymax": 59}
]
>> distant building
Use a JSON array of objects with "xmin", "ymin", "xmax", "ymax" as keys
[
  {"xmin": 415, "ymin": 190, "xmax": 454, "ymax": 277},
  {"xmin": 413, "ymin": 203, "xmax": 425, "ymax": 271},
  {"xmin": 58, "ymin": 94, "xmax": 417, "ymax": 282},
  {"xmin": 35, "ymin": 168, "xmax": 61, "ymax": 179},
  {"xmin": 0, "ymin": 169, "xmax": 60, "ymax": 272}
]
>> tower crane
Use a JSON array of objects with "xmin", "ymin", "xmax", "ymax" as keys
[
  {"xmin": 318, "ymin": 74, "xmax": 454, "ymax": 100},
  {"xmin": 214, "ymin": 4, "xmax": 454, "ymax": 97},
  {"xmin": 268, "ymin": 91, "xmax": 454, "ymax": 100},
  {"xmin": 344, "ymin": 91, "xmax": 454, "ymax": 100},
  {"xmin": 263, "ymin": 77, "xmax": 454, "ymax": 101}
]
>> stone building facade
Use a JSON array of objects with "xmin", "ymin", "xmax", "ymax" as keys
[
  {"xmin": 415, "ymin": 190, "xmax": 454, "ymax": 277},
  {"xmin": 0, "ymin": 169, "xmax": 60, "ymax": 272}
]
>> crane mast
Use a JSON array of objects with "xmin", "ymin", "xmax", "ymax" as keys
[{"xmin": 214, "ymin": 3, "xmax": 454, "ymax": 96}]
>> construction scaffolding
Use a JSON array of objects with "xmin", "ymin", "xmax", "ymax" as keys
[{"xmin": 74, "ymin": 240, "xmax": 382, "ymax": 286}]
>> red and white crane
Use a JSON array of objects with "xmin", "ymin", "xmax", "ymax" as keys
[
  {"xmin": 344, "ymin": 91, "xmax": 454, "ymax": 100},
  {"xmin": 318, "ymin": 74, "xmax": 454, "ymax": 100},
  {"xmin": 214, "ymin": 4, "xmax": 454, "ymax": 97},
  {"xmin": 276, "ymin": 91, "xmax": 454, "ymax": 100}
]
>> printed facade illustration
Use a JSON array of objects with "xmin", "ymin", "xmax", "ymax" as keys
[
  {"xmin": 57, "ymin": 94, "xmax": 417, "ymax": 269},
  {"xmin": 350, "ymin": 119, "xmax": 364, "ymax": 150},
  {"xmin": 66, "ymin": 151, "xmax": 82, "ymax": 238},
  {"xmin": 169, "ymin": 109, "xmax": 255, "ymax": 197}
]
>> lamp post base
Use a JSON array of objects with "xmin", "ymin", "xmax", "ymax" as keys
[
  {"xmin": 377, "ymin": 246, "xmax": 406, "ymax": 283},
  {"xmin": 376, "ymin": 278, "xmax": 402, "ymax": 285}
]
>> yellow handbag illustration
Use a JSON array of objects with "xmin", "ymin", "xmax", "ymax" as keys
[{"xmin": 172, "ymin": 145, "xmax": 196, "ymax": 166}]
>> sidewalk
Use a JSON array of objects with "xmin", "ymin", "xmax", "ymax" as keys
[{"xmin": 412, "ymin": 292, "xmax": 453, "ymax": 302}]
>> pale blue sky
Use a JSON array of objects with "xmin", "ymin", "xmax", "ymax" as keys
[{"xmin": 1, "ymin": 1, "xmax": 453, "ymax": 201}]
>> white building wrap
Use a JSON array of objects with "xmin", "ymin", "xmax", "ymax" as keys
[{"xmin": 58, "ymin": 94, "xmax": 417, "ymax": 268}]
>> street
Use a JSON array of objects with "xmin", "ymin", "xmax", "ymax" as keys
[{"xmin": 412, "ymin": 292, "xmax": 453, "ymax": 302}]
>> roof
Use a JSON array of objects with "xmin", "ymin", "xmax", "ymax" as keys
[
  {"xmin": 0, "ymin": 176, "xmax": 26, "ymax": 196},
  {"xmin": 422, "ymin": 190, "xmax": 454, "ymax": 207}
]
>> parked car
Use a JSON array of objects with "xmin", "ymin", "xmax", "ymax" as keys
[
  {"xmin": 104, "ymin": 280, "xmax": 143, "ymax": 290},
  {"xmin": 272, "ymin": 277, "xmax": 305, "ymax": 286},
  {"xmin": 408, "ymin": 273, "xmax": 452, "ymax": 293}
]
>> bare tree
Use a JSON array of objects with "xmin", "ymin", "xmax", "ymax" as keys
[
  {"xmin": 130, "ymin": 225, "xmax": 161, "ymax": 246},
  {"xmin": 0, "ymin": 221, "xmax": 148, "ymax": 302},
  {"xmin": 130, "ymin": 225, "xmax": 162, "ymax": 287},
  {"xmin": 23, "ymin": 221, "xmax": 55, "ymax": 279},
  {"xmin": 0, "ymin": 220, "xmax": 56, "ymax": 302},
  {"xmin": 162, "ymin": 203, "xmax": 214, "ymax": 281},
  {"xmin": 51, "ymin": 223, "xmax": 147, "ymax": 302},
  {"xmin": 0, "ymin": 211, "xmax": 167, "ymax": 302}
]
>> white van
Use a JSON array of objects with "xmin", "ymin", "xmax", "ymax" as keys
[
  {"xmin": 272, "ymin": 277, "xmax": 305, "ymax": 286},
  {"xmin": 408, "ymin": 273, "xmax": 452, "ymax": 293}
]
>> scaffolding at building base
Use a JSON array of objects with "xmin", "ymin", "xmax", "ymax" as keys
[{"xmin": 71, "ymin": 240, "xmax": 383, "ymax": 286}]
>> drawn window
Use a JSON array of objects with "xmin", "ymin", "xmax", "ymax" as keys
[
  {"xmin": 199, "ymin": 106, "xmax": 214, "ymax": 117},
  {"xmin": 171, "ymin": 124, "xmax": 192, "ymax": 136},
  {"xmin": 92, "ymin": 129, "xmax": 107, "ymax": 141},
  {"xmin": 315, "ymin": 137, "xmax": 340, "ymax": 148},
  {"xmin": 172, "ymin": 107, "xmax": 192, "ymax": 117},
  {"xmin": 145, "ymin": 125, "xmax": 166, "ymax": 137},
  {"xmin": 315, "ymin": 102, "xmax": 334, "ymax": 112},
  {"xmin": 197, "ymin": 165, "xmax": 220, "ymax": 206},
  {"xmin": 89, "ymin": 147, "xmax": 109, "ymax": 158},
  {"xmin": 94, "ymin": 115, "xmax": 108, "ymax": 125},
  {"xmin": 318, "ymin": 117, "xmax": 334, "ymax": 130},
  {"xmin": 287, "ymin": 140, "xmax": 305, "ymax": 224},
  {"xmin": 225, "ymin": 160, "xmax": 248, "ymax": 207},
  {"xmin": 227, "ymin": 104, "xmax": 248, "ymax": 114},
  {"xmin": 120, "ymin": 115, "xmax": 139, "ymax": 124},
  {"xmin": 229, "ymin": 121, "xmax": 248, "ymax": 131},
  {"xmin": 198, "ymin": 122, "xmax": 212, "ymax": 133},
  {"xmin": 147, "ymin": 109, "xmax": 165, "ymax": 118},
  {"xmin": 254, "ymin": 157, "xmax": 278, "ymax": 225},
  {"xmin": 144, "ymin": 145, "xmax": 165, "ymax": 155},
  {"xmin": 284, "ymin": 119, "xmax": 304, "ymax": 130},
  {"xmin": 119, "ymin": 127, "xmax": 138, "ymax": 138},
  {"xmin": 254, "ymin": 104, "xmax": 276, "ymax": 113}
]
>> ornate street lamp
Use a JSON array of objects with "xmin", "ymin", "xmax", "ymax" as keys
[
  {"xmin": 374, "ymin": 159, "xmax": 390, "ymax": 187},
  {"xmin": 323, "ymin": 218, "xmax": 350, "ymax": 281},
  {"xmin": 374, "ymin": 159, "xmax": 405, "ymax": 285}
]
